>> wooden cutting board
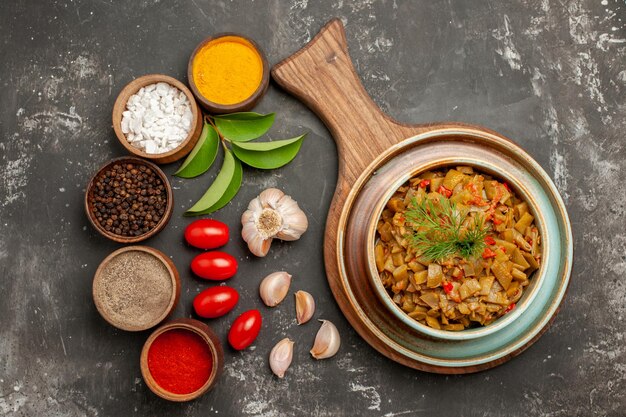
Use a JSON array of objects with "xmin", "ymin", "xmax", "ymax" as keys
[{"xmin": 271, "ymin": 19, "xmax": 572, "ymax": 373}]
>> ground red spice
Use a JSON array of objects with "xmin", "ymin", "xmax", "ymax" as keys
[{"xmin": 148, "ymin": 329, "xmax": 213, "ymax": 394}]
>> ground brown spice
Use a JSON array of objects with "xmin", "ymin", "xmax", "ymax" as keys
[{"xmin": 94, "ymin": 250, "xmax": 173, "ymax": 329}]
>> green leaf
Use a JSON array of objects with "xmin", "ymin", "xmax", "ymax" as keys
[
  {"xmin": 231, "ymin": 134, "xmax": 305, "ymax": 169},
  {"xmin": 213, "ymin": 112, "xmax": 275, "ymax": 142},
  {"xmin": 185, "ymin": 147, "xmax": 238, "ymax": 215},
  {"xmin": 174, "ymin": 123, "xmax": 219, "ymax": 178},
  {"xmin": 187, "ymin": 158, "xmax": 242, "ymax": 215}
]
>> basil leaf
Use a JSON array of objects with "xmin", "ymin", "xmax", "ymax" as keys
[
  {"xmin": 188, "ymin": 156, "xmax": 242, "ymax": 215},
  {"xmin": 185, "ymin": 147, "xmax": 237, "ymax": 215},
  {"xmin": 174, "ymin": 123, "xmax": 219, "ymax": 178},
  {"xmin": 213, "ymin": 112, "xmax": 275, "ymax": 142},
  {"xmin": 231, "ymin": 134, "xmax": 305, "ymax": 169}
]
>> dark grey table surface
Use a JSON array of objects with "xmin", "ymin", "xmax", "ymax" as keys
[{"xmin": 1, "ymin": 1, "xmax": 625, "ymax": 416}]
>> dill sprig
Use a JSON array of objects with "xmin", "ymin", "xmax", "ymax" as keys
[{"xmin": 405, "ymin": 196, "xmax": 489, "ymax": 262}]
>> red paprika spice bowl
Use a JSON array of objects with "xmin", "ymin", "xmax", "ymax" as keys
[{"xmin": 140, "ymin": 318, "xmax": 224, "ymax": 402}]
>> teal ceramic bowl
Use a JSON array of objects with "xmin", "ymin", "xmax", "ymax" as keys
[
  {"xmin": 366, "ymin": 162, "xmax": 546, "ymax": 341},
  {"xmin": 337, "ymin": 127, "xmax": 573, "ymax": 372}
]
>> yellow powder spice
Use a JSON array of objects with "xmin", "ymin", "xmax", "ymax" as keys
[{"xmin": 192, "ymin": 37, "xmax": 263, "ymax": 105}]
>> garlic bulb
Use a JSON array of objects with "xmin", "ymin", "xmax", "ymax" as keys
[
  {"xmin": 241, "ymin": 188, "xmax": 308, "ymax": 257},
  {"xmin": 269, "ymin": 338, "xmax": 294, "ymax": 378},
  {"xmin": 295, "ymin": 290, "xmax": 315, "ymax": 325},
  {"xmin": 259, "ymin": 271, "xmax": 292, "ymax": 307},
  {"xmin": 310, "ymin": 320, "xmax": 340, "ymax": 359}
]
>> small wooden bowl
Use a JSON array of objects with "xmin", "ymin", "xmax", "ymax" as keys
[
  {"xmin": 84, "ymin": 156, "xmax": 174, "ymax": 243},
  {"xmin": 112, "ymin": 74, "xmax": 203, "ymax": 164},
  {"xmin": 140, "ymin": 318, "xmax": 224, "ymax": 402},
  {"xmin": 187, "ymin": 34, "xmax": 270, "ymax": 114},
  {"xmin": 93, "ymin": 246, "xmax": 181, "ymax": 331}
]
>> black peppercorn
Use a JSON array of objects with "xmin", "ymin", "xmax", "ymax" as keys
[{"xmin": 89, "ymin": 162, "xmax": 167, "ymax": 237}]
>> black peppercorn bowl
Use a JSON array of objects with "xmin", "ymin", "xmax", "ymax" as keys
[{"xmin": 84, "ymin": 157, "xmax": 174, "ymax": 243}]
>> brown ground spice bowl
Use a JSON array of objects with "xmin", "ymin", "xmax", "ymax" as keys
[
  {"xmin": 84, "ymin": 156, "xmax": 173, "ymax": 243},
  {"xmin": 140, "ymin": 318, "xmax": 224, "ymax": 402},
  {"xmin": 92, "ymin": 246, "xmax": 181, "ymax": 331}
]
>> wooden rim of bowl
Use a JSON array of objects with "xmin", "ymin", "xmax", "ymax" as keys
[
  {"xmin": 140, "ymin": 318, "xmax": 224, "ymax": 402},
  {"xmin": 111, "ymin": 74, "xmax": 203, "ymax": 164},
  {"xmin": 84, "ymin": 156, "xmax": 174, "ymax": 243},
  {"xmin": 187, "ymin": 33, "xmax": 270, "ymax": 114},
  {"xmin": 365, "ymin": 161, "xmax": 547, "ymax": 341},
  {"xmin": 92, "ymin": 245, "xmax": 181, "ymax": 331}
]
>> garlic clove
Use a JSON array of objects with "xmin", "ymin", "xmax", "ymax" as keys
[
  {"xmin": 295, "ymin": 290, "xmax": 315, "ymax": 325},
  {"xmin": 275, "ymin": 194, "xmax": 308, "ymax": 241},
  {"xmin": 310, "ymin": 320, "xmax": 340, "ymax": 360},
  {"xmin": 249, "ymin": 234, "xmax": 273, "ymax": 258},
  {"xmin": 259, "ymin": 272, "xmax": 292, "ymax": 307},
  {"xmin": 276, "ymin": 218, "xmax": 308, "ymax": 241},
  {"xmin": 241, "ymin": 209, "xmax": 257, "ymax": 225},
  {"xmin": 246, "ymin": 195, "xmax": 263, "ymax": 213},
  {"xmin": 276, "ymin": 193, "xmax": 304, "ymax": 216},
  {"xmin": 241, "ymin": 218, "xmax": 258, "ymax": 240},
  {"xmin": 242, "ymin": 220, "xmax": 272, "ymax": 257},
  {"xmin": 259, "ymin": 188, "xmax": 285, "ymax": 209},
  {"xmin": 269, "ymin": 338, "xmax": 294, "ymax": 378}
]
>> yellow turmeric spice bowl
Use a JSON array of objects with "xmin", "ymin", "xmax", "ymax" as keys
[{"xmin": 188, "ymin": 34, "xmax": 269, "ymax": 114}]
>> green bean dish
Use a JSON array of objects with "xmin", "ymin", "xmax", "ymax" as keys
[{"xmin": 375, "ymin": 166, "xmax": 541, "ymax": 331}]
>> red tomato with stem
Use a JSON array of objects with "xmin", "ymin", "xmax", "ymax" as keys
[
  {"xmin": 228, "ymin": 310, "xmax": 262, "ymax": 350},
  {"xmin": 193, "ymin": 286, "xmax": 239, "ymax": 318},
  {"xmin": 185, "ymin": 219, "xmax": 229, "ymax": 250},
  {"xmin": 191, "ymin": 251, "xmax": 238, "ymax": 280}
]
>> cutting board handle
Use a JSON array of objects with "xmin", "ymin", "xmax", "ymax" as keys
[{"xmin": 272, "ymin": 19, "xmax": 426, "ymax": 182}]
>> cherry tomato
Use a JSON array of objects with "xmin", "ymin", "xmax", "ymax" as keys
[
  {"xmin": 185, "ymin": 219, "xmax": 229, "ymax": 250},
  {"xmin": 193, "ymin": 286, "xmax": 239, "ymax": 318},
  {"xmin": 228, "ymin": 309, "xmax": 262, "ymax": 350},
  {"xmin": 191, "ymin": 251, "xmax": 238, "ymax": 280}
]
